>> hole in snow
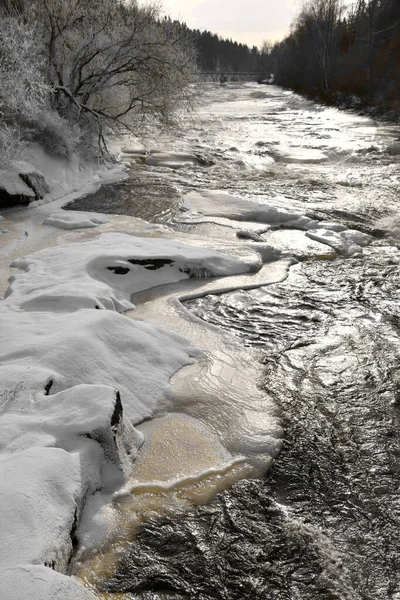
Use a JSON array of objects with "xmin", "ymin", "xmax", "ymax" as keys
[
  {"xmin": 127, "ymin": 258, "xmax": 174, "ymax": 270},
  {"xmin": 107, "ymin": 266, "xmax": 131, "ymax": 275}
]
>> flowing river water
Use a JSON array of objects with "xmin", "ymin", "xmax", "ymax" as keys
[{"xmin": 67, "ymin": 84, "xmax": 400, "ymax": 599}]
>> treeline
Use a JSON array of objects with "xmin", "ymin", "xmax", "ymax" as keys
[
  {"xmin": 0, "ymin": 0, "xmax": 197, "ymax": 167},
  {"xmin": 192, "ymin": 29, "xmax": 260, "ymax": 73},
  {"xmin": 267, "ymin": 0, "xmax": 400, "ymax": 114},
  {"xmin": 164, "ymin": 19, "xmax": 262, "ymax": 73}
]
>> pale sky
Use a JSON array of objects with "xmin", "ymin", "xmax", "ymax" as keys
[{"xmin": 144, "ymin": 0, "xmax": 303, "ymax": 48}]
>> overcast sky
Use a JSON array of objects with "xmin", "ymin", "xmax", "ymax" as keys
[{"xmin": 146, "ymin": 0, "xmax": 303, "ymax": 48}]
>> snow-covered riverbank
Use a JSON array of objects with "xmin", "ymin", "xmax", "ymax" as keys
[
  {"xmin": 0, "ymin": 143, "xmax": 297, "ymax": 599},
  {"xmin": 2, "ymin": 82, "xmax": 400, "ymax": 600},
  {"xmin": 0, "ymin": 192, "xmax": 272, "ymax": 599}
]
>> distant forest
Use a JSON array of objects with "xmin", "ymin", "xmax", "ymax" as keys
[
  {"xmin": 266, "ymin": 0, "xmax": 400, "ymax": 115},
  {"xmin": 167, "ymin": 19, "xmax": 262, "ymax": 74}
]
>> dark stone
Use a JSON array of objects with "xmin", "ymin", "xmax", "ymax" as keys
[
  {"xmin": 44, "ymin": 379, "xmax": 54, "ymax": 396},
  {"xmin": 0, "ymin": 170, "xmax": 49, "ymax": 208},
  {"xmin": 0, "ymin": 185, "xmax": 33, "ymax": 208},
  {"xmin": 70, "ymin": 506, "xmax": 79, "ymax": 549},
  {"xmin": 111, "ymin": 391, "xmax": 123, "ymax": 428}
]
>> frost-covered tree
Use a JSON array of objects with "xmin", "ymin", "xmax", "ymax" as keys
[
  {"xmin": 27, "ymin": 0, "xmax": 198, "ymax": 155},
  {"xmin": 0, "ymin": 0, "xmax": 198, "ymax": 162},
  {"xmin": 0, "ymin": 15, "xmax": 50, "ymax": 165}
]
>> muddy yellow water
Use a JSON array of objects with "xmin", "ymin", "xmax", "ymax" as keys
[{"xmin": 76, "ymin": 413, "xmax": 254, "ymax": 596}]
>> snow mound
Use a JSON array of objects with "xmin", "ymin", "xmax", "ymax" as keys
[
  {"xmin": 6, "ymin": 232, "xmax": 252, "ymax": 312},
  {"xmin": 306, "ymin": 228, "xmax": 371, "ymax": 257},
  {"xmin": 0, "ymin": 447, "xmax": 84, "ymax": 570},
  {"xmin": 43, "ymin": 211, "xmax": 109, "ymax": 229},
  {"xmin": 0, "ymin": 567, "xmax": 97, "ymax": 600},
  {"xmin": 269, "ymin": 146, "xmax": 328, "ymax": 164},
  {"xmin": 0, "ymin": 308, "xmax": 197, "ymax": 423}
]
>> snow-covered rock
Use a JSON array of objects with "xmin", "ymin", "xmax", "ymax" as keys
[
  {"xmin": 43, "ymin": 211, "xmax": 109, "ymax": 229},
  {"xmin": 306, "ymin": 228, "xmax": 371, "ymax": 257},
  {"xmin": 0, "ymin": 169, "xmax": 36, "ymax": 207}
]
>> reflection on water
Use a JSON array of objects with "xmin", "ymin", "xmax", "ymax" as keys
[
  {"xmin": 75, "ymin": 414, "xmax": 253, "ymax": 595},
  {"xmin": 64, "ymin": 172, "xmax": 182, "ymax": 223},
  {"xmin": 71, "ymin": 83, "xmax": 400, "ymax": 599},
  {"xmin": 99, "ymin": 251, "xmax": 400, "ymax": 600}
]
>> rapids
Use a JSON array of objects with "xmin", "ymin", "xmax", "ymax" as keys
[{"xmin": 67, "ymin": 84, "xmax": 400, "ymax": 599}]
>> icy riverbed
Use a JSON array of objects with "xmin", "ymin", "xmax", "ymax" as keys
[{"xmin": 1, "ymin": 82, "xmax": 400, "ymax": 600}]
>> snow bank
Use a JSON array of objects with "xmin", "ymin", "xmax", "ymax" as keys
[
  {"xmin": 43, "ymin": 211, "xmax": 109, "ymax": 229},
  {"xmin": 27, "ymin": 145, "xmax": 127, "ymax": 207},
  {"xmin": 0, "ymin": 231, "xmax": 255, "ymax": 600},
  {"xmin": 0, "ymin": 143, "xmax": 127, "ymax": 213},
  {"xmin": 6, "ymin": 232, "xmax": 253, "ymax": 312},
  {"xmin": 0, "ymin": 309, "xmax": 197, "ymax": 423}
]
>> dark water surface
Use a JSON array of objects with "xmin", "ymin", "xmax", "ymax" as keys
[
  {"xmin": 98, "ymin": 253, "xmax": 400, "ymax": 600},
  {"xmin": 70, "ymin": 84, "xmax": 400, "ymax": 599},
  {"xmin": 65, "ymin": 169, "xmax": 182, "ymax": 223}
]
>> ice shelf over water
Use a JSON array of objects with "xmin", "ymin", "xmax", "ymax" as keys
[
  {"xmin": 181, "ymin": 189, "xmax": 373, "ymax": 257},
  {"xmin": 5, "ymin": 232, "xmax": 254, "ymax": 312},
  {"xmin": 0, "ymin": 229, "xmax": 275, "ymax": 600}
]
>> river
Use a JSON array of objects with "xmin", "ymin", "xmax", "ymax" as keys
[{"xmin": 67, "ymin": 84, "xmax": 400, "ymax": 600}]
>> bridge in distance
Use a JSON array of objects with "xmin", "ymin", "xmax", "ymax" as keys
[{"xmin": 201, "ymin": 71, "xmax": 262, "ymax": 82}]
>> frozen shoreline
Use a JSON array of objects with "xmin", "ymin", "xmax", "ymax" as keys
[
  {"xmin": 2, "ymin": 78, "xmax": 399, "ymax": 599},
  {"xmin": 0, "ymin": 157, "xmax": 289, "ymax": 599}
]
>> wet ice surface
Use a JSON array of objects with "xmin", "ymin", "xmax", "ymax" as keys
[{"xmin": 71, "ymin": 84, "xmax": 400, "ymax": 598}]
